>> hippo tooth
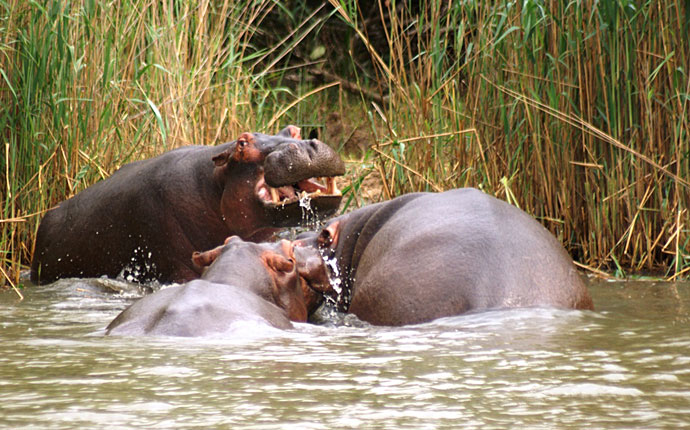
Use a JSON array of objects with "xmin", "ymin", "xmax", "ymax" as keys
[
  {"xmin": 326, "ymin": 177, "xmax": 339, "ymax": 195},
  {"xmin": 270, "ymin": 187, "xmax": 280, "ymax": 203}
]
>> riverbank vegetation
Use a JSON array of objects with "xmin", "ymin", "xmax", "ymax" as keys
[{"xmin": 1, "ymin": 0, "xmax": 688, "ymax": 288}]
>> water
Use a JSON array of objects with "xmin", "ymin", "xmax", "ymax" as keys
[
  {"xmin": 1, "ymin": 278, "xmax": 689, "ymax": 429},
  {"xmin": 298, "ymin": 191, "xmax": 320, "ymax": 230}
]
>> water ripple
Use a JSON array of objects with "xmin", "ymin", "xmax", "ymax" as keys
[{"xmin": 1, "ymin": 279, "xmax": 690, "ymax": 429}]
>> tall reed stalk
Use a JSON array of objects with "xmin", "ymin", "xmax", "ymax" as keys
[
  {"xmin": 329, "ymin": 0, "xmax": 689, "ymax": 278},
  {"xmin": 1, "ymin": 0, "xmax": 688, "ymax": 286},
  {"xmin": 0, "ymin": 0, "xmax": 332, "ymax": 287}
]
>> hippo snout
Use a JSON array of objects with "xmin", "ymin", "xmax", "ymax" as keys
[{"xmin": 263, "ymin": 138, "xmax": 345, "ymax": 188}]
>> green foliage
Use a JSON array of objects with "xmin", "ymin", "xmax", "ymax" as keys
[
  {"xmin": 0, "ymin": 0, "xmax": 331, "ymax": 286},
  {"xmin": 329, "ymin": 0, "xmax": 689, "ymax": 278},
  {"xmin": 1, "ymin": 0, "xmax": 688, "ymax": 286}
]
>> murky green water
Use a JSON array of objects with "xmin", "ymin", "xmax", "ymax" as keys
[{"xmin": 1, "ymin": 278, "xmax": 689, "ymax": 429}]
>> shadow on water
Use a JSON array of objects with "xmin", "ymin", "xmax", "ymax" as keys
[
  {"xmin": 589, "ymin": 279, "xmax": 690, "ymax": 324},
  {"xmin": 1, "ymin": 277, "xmax": 689, "ymax": 429}
]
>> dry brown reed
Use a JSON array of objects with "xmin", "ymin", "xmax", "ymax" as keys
[{"xmin": 1, "ymin": 0, "xmax": 688, "ymax": 289}]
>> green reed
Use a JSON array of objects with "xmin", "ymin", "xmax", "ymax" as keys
[
  {"xmin": 1, "ymin": 0, "xmax": 688, "ymax": 287},
  {"xmin": 0, "ymin": 0, "xmax": 334, "ymax": 287},
  {"xmin": 329, "ymin": 0, "xmax": 689, "ymax": 278}
]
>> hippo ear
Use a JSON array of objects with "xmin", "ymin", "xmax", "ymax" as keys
[
  {"xmin": 317, "ymin": 221, "xmax": 340, "ymax": 248},
  {"xmin": 192, "ymin": 240, "xmax": 228, "ymax": 267},
  {"xmin": 277, "ymin": 125, "xmax": 301, "ymax": 139},
  {"xmin": 192, "ymin": 249, "xmax": 219, "ymax": 268},
  {"xmin": 191, "ymin": 237, "xmax": 236, "ymax": 268},
  {"xmin": 211, "ymin": 149, "xmax": 231, "ymax": 167}
]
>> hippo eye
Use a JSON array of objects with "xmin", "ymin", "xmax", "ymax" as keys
[{"xmin": 238, "ymin": 140, "xmax": 247, "ymax": 148}]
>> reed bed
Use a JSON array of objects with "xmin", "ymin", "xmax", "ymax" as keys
[
  {"xmin": 1, "ymin": 0, "xmax": 688, "ymax": 288},
  {"xmin": 328, "ymin": 0, "xmax": 689, "ymax": 278},
  {"xmin": 0, "ymin": 0, "xmax": 326, "ymax": 287}
]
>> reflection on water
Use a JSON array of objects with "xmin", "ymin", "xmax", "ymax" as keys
[{"xmin": 1, "ymin": 278, "xmax": 689, "ymax": 429}]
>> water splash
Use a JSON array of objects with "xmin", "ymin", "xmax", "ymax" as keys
[
  {"xmin": 319, "ymin": 247, "xmax": 354, "ymax": 312},
  {"xmin": 298, "ymin": 191, "xmax": 318, "ymax": 228},
  {"xmin": 321, "ymin": 252, "xmax": 342, "ymax": 300},
  {"xmin": 117, "ymin": 246, "xmax": 159, "ymax": 284}
]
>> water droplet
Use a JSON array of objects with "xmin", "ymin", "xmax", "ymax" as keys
[
  {"xmin": 299, "ymin": 192, "xmax": 323, "ymax": 229},
  {"xmin": 321, "ymin": 251, "xmax": 345, "ymax": 306}
]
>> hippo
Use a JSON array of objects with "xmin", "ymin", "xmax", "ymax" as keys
[
  {"xmin": 106, "ymin": 236, "xmax": 331, "ymax": 336},
  {"xmin": 299, "ymin": 188, "xmax": 593, "ymax": 326},
  {"xmin": 31, "ymin": 126, "xmax": 345, "ymax": 285}
]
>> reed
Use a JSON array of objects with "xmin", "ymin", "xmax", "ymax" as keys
[
  {"xmin": 1, "ymin": 0, "xmax": 688, "ymax": 287},
  {"xmin": 328, "ymin": 0, "xmax": 689, "ymax": 278},
  {"xmin": 0, "ymin": 0, "xmax": 334, "ymax": 287}
]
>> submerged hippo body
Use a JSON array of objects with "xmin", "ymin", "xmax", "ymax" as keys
[
  {"xmin": 106, "ymin": 237, "xmax": 330, "ymax": 336},
  {"xmin": 31, "ymin": 126, "xmax": 344, "ymax": 285},
  {"xmin": 305, "ymin": 188, "xmax": 593, "ymax": 326}
]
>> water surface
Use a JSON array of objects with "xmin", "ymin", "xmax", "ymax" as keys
[{"xmin": 1, "ymin": 278, "xmax": 689, "ymax": 429}]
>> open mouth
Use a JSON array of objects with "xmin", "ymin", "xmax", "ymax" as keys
[{"xmin": 256, "ymin": 175, "xmax": 341, "ymax": 206}]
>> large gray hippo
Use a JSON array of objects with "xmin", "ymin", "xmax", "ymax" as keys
[
  {"xmin": 31, "ymin": 126, "xmax": 344, "ymax": 285},
  {"xmin": 106, "ymin": 236, "xmax": 331, "ymax": 336},
  {"xmin": 299, "ymin": 188, "xmax": 593, "ymax": 326}
]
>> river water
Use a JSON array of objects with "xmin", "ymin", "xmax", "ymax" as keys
[{"xmin": 1, "ymin": 278, "xmax": 689, "ymax": 429}]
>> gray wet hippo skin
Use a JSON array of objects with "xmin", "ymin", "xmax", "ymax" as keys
[
  {"xmin": 31, "ymin": 125, "xmax": 344, "ymax": 285},
  {"xmin": 299, "ymin": 188, "xmax": 593, "ymax": 326},
  {"xmin": 106, "ymin": 236, "xmax": 331, "ymax": 336}
]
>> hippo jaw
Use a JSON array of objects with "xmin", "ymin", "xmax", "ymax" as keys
[
  {"xmin": 257, "ymin": 129, "xmax": 345, "ymax": 223},
  {"xmin": 255, "ymin": 172, "xmax": 342, "ymax": 224}
]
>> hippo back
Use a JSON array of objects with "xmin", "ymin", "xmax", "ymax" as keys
[
  {"xmin": 31, "ymin": 144, "xmax": 229, "ymax": 284},
  {"xmin": 349, "ymin": 188, "xmax": 592, "ymax": 325},
  {"xmin": 106, "ymin": 280, "xmax": 293, "ymax": 336}
]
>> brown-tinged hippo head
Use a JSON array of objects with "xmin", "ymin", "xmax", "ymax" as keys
[
  {"xmin": 192, "ymin": 236, "xmax": 332, "ymax": 319},
  {"xmin": 210, "ymin": 126, "xmax": 345, "ymax": 239}
]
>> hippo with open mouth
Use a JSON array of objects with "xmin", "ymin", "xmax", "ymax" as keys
[{"xmin": 31, "ymin": 125, "xmax": 345, "ymax": 285}]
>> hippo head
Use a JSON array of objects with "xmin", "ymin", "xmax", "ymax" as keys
[
  {"xmin": 192, "ymin": 236, "xmax": 332, "ymax": 320},
  {"xmin": 211, "ymin": 126, "xmax": 345, "ymax": 239}
]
